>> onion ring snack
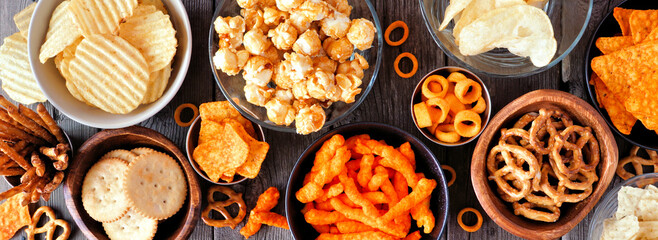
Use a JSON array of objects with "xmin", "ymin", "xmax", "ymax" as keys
[
  {"xmin": 174, "ymin": 103, "xmax": 199, "ymax": 127},
  {"xmin": 384, "ymin": 20, "xmax": 409, "ymax": 46},
  {"xmin": 394, "ymin": 52, "xmax": 418, "ymax": 79}
]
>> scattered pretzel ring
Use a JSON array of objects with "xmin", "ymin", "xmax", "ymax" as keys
[
  {"xmin": 513, "ymin": 202, "xmax": 560, "ymax": 223},
  {"xmin": 25, "ymin": 206, "xmax": 70, "ymax": 240},
  {"xmin": 202, "ymin": 186, "xmax": 247, "ymax": 229},
  {"xmin": 441, "ymin": 165, "xmax": 456, "ymax": 187},
  {"xmin": 384, "ymin": 20, "xmax": 409, "ymax": 46},
  {"xmin": 394, "ymin": 52, "xmax": 418, "ymax": 79},
  {"xmin": 457, "ymin": 208, "xmax": 483, "ymax": 232},
  {"xmin": 174, "ymin": 103, "xmax": 199, "ymax": 127},
  {"xmin": 617, "ymin": 146, "xmax": 658, "ymax": 180}
]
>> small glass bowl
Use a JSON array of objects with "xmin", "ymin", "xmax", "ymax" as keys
[
  {"xmin": 419, "ymin": 0, "xmax": 593, "ymax": 77},
  {"xmin": 589, "ymin": 173, "xmax": 658, "ymax": 240},
  {"xmin": 209, "ymin": 0, "xmax": 383, "ymax": 133}
]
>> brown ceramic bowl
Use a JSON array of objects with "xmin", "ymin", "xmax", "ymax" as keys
[
  {"xmin": 411, "ymin": 66, "xmax": 492, "ymax": 147},
  {"xmin": 185, "ymin": 116, "xmax": 266, "ymax": 185},
  {"xmin": 471, "ymin": 89, "xmax": 618, "ymax": 240},
  {"xmin": 64, "ymin": 126, "xmax": 201, "ymax": 240}
]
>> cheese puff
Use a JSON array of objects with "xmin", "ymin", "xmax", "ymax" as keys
[
  {"xmin": 335, "ymin": 220, "xmax": 376, "ymax": 233},
  {"xmin": 356, "ymin": 154, "xmax": 375, "ymax": 188},
  {"xmin": 317, "ymin": 231, "xmax": 399, "ymax": 240},
  {"xmin": 339, "ymin": 173, "xmax": 380, "ymax": 217},
  {"xmin": 397, "ymin": 142, "xmax": 416, "ymax": 169},
  {"xmin": 329, "ymin": 198, "xmax": 407, "ymax": 238},
  {"xmin": 316, "ymin": 182, "xmax": 344, "ymax": 202},
  {"xmin": 403, "ymin": 231, "xmax": 422, "ymax": 240},
  {"xmin": 251, "ymin": 211, "xmax": 289, "ymax": 229},
  {"xmin": 304, "ymin": 209, "xmax": 348, "ymax": 225},
  {"xmin": 367, "ymin": 166, "xmax": 389, "ymax": 192},
  {"xmin": 365, "ymin": 140, "xmax": 419, "ymax": 187},
  {"xmin": 377, "ymin": 178, "xmax": 436, "ymax": 224},
  {"xmin": 410, "ymin": 173, "xmax": 435, "ymax": 234}
]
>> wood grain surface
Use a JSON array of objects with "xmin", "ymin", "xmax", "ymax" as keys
[{"xmin": 0, "ymin": 0, "xmax": 634, "ymax": 239}]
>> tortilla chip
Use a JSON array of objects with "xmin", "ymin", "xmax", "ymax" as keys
[
  {"xmin": 637, "ymin": 221, "xmax": 658, "ymax": 239},
  {"xmin": 199, "ymin": 101, "xmax": 256, "ymax": 137},
  {"xmin": 223, "ymin": 119, "xmax": 270, "ymax": 179},
  {"xmin": 644, "ymin": 27, "xmax": 658, "ymax": 43},
  {"xmin": 614, "ymin": 7, "xmax": 634, "ymax": 36},
  {"xmin": 0, "ymin": 193, "xmax": 30, "ymax": 240},
  {"xmin": 629, "ymin": 10, "xmax": 658, "ymax": 43},
  {"xmin": 591, "ymin": 74, "xmax": 637, "ymax": 135},
  {"xmin": 602, "ymin": 215, "xmax": 640, "ymax": 240},
  {"xmin": 596, "ymin": 36, "xmax": 634, "ymax": 55},
  {"xmin": 198, "ymin": 119, "xmax": 224, "ymax": 145},
  {"xmin": 591, "ymin": 41, "xmax": 658, "ymax": 125},
  {"xmin": 193, "ymin": 123, "xmax": 249, "ymax": 182}
]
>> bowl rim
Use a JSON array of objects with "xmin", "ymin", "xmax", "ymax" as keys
[
  {"xmin": 588, "ymin": 173, "xmax": 658, "ymax": 239},
  {"xmin": 409, "ymin": 66, "xmax": 492, "ymax": 147},
  {"xmin": 284, "ymin": 122, "xmax": 450, "ymax": 239},
  {"xmin": 184, "ymin": 115, "xmax": 266, "ymax": 185},
  {"xmin": 63, "ymin": 126, "xmax": 202, "ymax": 240},
  {"xmin": 418, "ymin": 0, "xmax": 594, "ymax": 78},
  {"xmin": 471, "ymin": 89, "xmax": 618, "ymax": 239},
  {"xmin": 209, "ymin": 0, "xmax": 383, "ymax": 133},
  {"xmin": 27, "ymin": 0, "xmax": 193, "ymax": 129},
  {"xmin": 583, "ymin": 0, "xmax": 658, "ymax": 151}
]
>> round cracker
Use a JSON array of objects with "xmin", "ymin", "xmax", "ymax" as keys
[
  {"xmin": 82, "ymin": 158, "xmax": 130, "ymax": 223},
  {"xmin": 124, "ymin": 152, "xmax": 187, "ymax": 220},
  {"xmin": 68, "ymin": 34, "xmax": 150, "ymax": 114},
  {"xmin": 118, "ymin": 5, "xmax": 177, "ymax": 72},
  {"xmin": 131, "ymin": 147, "xmax": 156, "ymax": 156},
  {"xmin": 102, "ymin": 149, "xmax": 138, "ymax": 163},
  {"xmin": 102, "ymin": 208, "xmax": 157, "ymax": 240}
]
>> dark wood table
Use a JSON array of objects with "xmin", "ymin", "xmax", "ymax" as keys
[{"xmin": 0, "ymin": 0, "xmax": 633, "ymax": 239}]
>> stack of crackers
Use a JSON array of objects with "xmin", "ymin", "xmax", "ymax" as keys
[
  {"xmin": 82, "ymin": 147, "xmax": 187, "ymax": 240},
  {"xmin": 591, "ymin": 8, "xmax": 658, "ymax": 135},
  {"xmin": 193, "ymin": 101, "xmax": 269, "ymax": 183}
]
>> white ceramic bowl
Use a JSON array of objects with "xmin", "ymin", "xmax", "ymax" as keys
[{"xmin": 28, "ymin": 0, "xmax": 192, "ymax": 129}]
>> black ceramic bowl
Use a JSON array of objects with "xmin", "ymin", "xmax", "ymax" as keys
[
  {"xmin": 285, "ymin": 122, "xmax": 449, "ymax": 239},
  {"xmin": 584, "ymin": 0, "xmax": 658, "ymax": 151}
]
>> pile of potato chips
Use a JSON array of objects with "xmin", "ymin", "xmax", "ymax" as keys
[
  {"xmin": 193, "ymin": 101, "xmax": 269, "ymax": 183},
  {"xmin": 591, "ymin": 8, "xmax": 658, "ymax": 135},
  {"xmin": 440, "ymin": 0, "xmax": 556, "ymax": 67}
]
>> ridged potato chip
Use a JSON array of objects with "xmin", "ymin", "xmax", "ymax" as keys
[
  {"xmin": 0, "ymin": 33, "xmax": 47, "ymax": 104},
  {"xmin": 458, "ymin": 4, "xmax": 556, "ymax": 67},
  {"xmin": 141, "ymin": 62, "xmax": 172, "ymax": 104},
  {"xmin": 68, "ymin": 34, "xmax": 150, "ymax": 114},
  {"xmin": 139, "ymin": 0, "xmax": 168, "ymax": 14},
  {"xmin": 118, "ymin": 5, "xmax": 177, "ymax": 72},
  {"xmin": 13, "ymin": 2, "xmax": 36, "ymax": 38},
  {"xmin": 39, "ymin": 1, "xmax": 83, "ymax": 63},
  {"xmin": 69, "ymin": 0, "xmax": 138, "ymax": 37}
]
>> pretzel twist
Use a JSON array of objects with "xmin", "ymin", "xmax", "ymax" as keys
[
  {"xmin": 201, "ymin": 186, "xmax": 247, "ymax": 229},
  {"xmin": 25, "ymin": 206, "xmax": 70, "ymax": 240}
]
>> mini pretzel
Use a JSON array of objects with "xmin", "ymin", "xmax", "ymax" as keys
[
  {"xmin": 202, "ymin": 186, "xmax": 247, "ymax": 229},
  {"xmin": 529, "ymin": 109, "xmax": 572, "ymax": 155},
  {"xmin": 512, "ymin": 202, "xmax": 560, "ymax": 223},
  {"xmin": 617, "ymin": 146, "xmax": 658, "ymax": 180},
  {"xmin": 457, "ymin": 208, "xmax": 482, "ymax": 232},
  {"xmin": 25, "ymin": 206, "xmax": 70, "ymax": 240},
  {"xmin": 40, "ymin": 143, "xmax": 70, "ymax": 171}
]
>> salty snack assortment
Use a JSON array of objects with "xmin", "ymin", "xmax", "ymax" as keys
[
  {"xmin": 601, "ymin": 185, "xmax": 658, "ymax": 239},
  {"xmin": 591, "ymin": 7, "xmax": 658, "ymax": 135},
  {"xmin": 81, "ymin": 147, "xmax": 187, "ymax": 240},
  {"xmin": 0, "ymin": 97, "xmax": 70, "ymax": 205},
  {"xmin": 440, "ymin": 0, "xmax": 556, "ymax": 67},
  {"xmin": 488, "ymin": 108, "xmax": 600, "ymax": 222},
  {"xmin": 38, "ymin": 0, "xmax": 178, "ymax": 114},
  {"xmin": 192, "ymin": 101, "xmax": 269, "ymax": 183},
  {"xmin": 212, "ymin": 0, "xmax": 376, "ymax": 134},
  {"xmin": 413, "ymin": 72, "xmax": 486, "ymax": 143},
  {"xmin": 295, "ymin": 134, "xmax": 437, "ymax": 239}
]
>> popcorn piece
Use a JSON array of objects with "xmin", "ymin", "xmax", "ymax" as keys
[
  {"xmin": 325, "ymin": 37, "xmax": 354, "ymax": 63},
  {"xmin": 213, "ymin": 48, "xmax": 241, "ymax": 76},
  {"xmin": 245, "ymin": 84, "xmax": 275, "ymax": 106},
  {"xmin": 243, "ymin": 56, "xmax": 274, "ymax": 87},
  {"xmin": 307, "ymin": 70, "xmax": 339, "ymax": 102},
  {"xmin": 321, "ymin": 10, "xmax": 350, "ymax": 39},
  {"xmin": 269, "ymin": 21, "xmax": 299, "ymax": 51},
  {"xmin": 244, "ymin": 28, "xmax": 272, "ymax": 55},
  {"xmin": 297, "ymin": 0, "xmax": 330, "ymax": 21},
  {"xmin": 292, "ymin": 81, "xmax": 311, "ymax": 99},
  {"xmin": 289, "ymin": 11, "xmax": 312, "ymax": 33},
  {"xmin": 295, "ymin": 104, "xmax": 326, "ymax": 135},
  {"xmin": 336, "ymin": 73, "xmax": 362, "ymax": 103},
  {"xmin": 293, "ymin": 29, "xmax": 323, "ymax": 56},
  {"xmin": 263, "ymin": 7, "xmax": 289, "ymax": 26},
  {"xmin": 276, "ymin": 0, "xmax": 304, "ymax": 12},
  {"xmin": 237, "ymin": 0, "xmax": 259, "ymax": 9},
  {"xmin": 261, "ymin": 46, "xmax": 281, "ymax": 63},
  {"xmin": 285, "ymin": 52, "xmax": 314, "ymax": 81},
  {"xmin": 273, "ymin": 60, "xmax": 296, "ymax": 89},
  {"xmin": 326, "ymin": 0, "xmax": 352, "ymax": 16},
  {"xmin": 242, "ymin": 8, "xmax": 269, "ymax": 32},
  {"xmin": 347, "ymin": 18, "xmax": 376, "ymax": 51},
  {"xmin": 313, "ymin": 56, "xmax": 337, "ymax": 73},
  {"xmin": 265, "ymin": 98, "xmax": 296, "ymax": 125}
]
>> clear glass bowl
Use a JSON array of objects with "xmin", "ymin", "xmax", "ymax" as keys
[
  {"xmin": 419, "ymin": 0, "xmax": 593, "ymax": 77},
  {"xmin": 209, "ymin": 0, "xmax": 383, "ymax": 133},
  {"xmin": 588, "ymin": 173, "xmax": 658, "ymax": 240}
]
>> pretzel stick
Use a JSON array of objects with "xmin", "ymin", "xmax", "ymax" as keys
[
  {"xmin": 41, "ymin": 192, "xmax": 51, "ymax": 202},
  {"xmin": 29, "ymin": 189, "xmax": 41, "ymax": 204},
  {"xmin": 0, "ymin": 140, "xmax": 31, "ymax": 170},
  {"xmin": 0, "ymin": 184, "xmax": 26, "ymax": 201},
  {"xmin": 17, "ymin": 145, "xmax": 35, "ymax": 158},
  {"xmin": 11, "ymin": 140, "xmax": 28, "ymax": 152},
  {"xmin": 31, "ymin": 152, "xmax": 45, "ymax": 177},
  {"xmin": 41, "ymin": 145, "xmax": 68, "ymax": 171},
  {"xmin": 0, "ymin": 120, "xmax": 45, "ymax": 145},
  {"xmin": 0, "ymin": 167, "xmax": 25, "ymax": 176},
  {"xmin": 18, "ymin": 105, "xmax": 48, "ymax": 130},
  {"xmin": 36, "ymin": 104, "xmax": 66, "ymax": 144},
  {"xmin": 7, "ymin": 107, "xmax": 57, "ymax": 144},
  {"xmin": 0, "ymin": 108, "xmax": 30, "ymax": 133},
  {"xmin": 20, "ymin": 167, "xmax": 37, "ymax": 184},
  {"xmin": 41, "ymin": 171, "xmax": 64, "ymax": 194}
]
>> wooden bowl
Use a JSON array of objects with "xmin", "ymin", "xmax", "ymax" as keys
[
  {"xmin": 64, "ymin": 126, "xmax": 201, "ymax": 240},
  {"xmin": 471, "ymin": 89, "xmax": 618, "ymax": 240},
  {"xmin": 185, "ymin": 116, "xmax": 266, "ymax": 185},
  {"xmin": 410, "ymin": 66, "xmax": 492, "ymax": 147},
  {"xmin": 285, "ymin": 122, "xmax": 450, "ymax": 239}
]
